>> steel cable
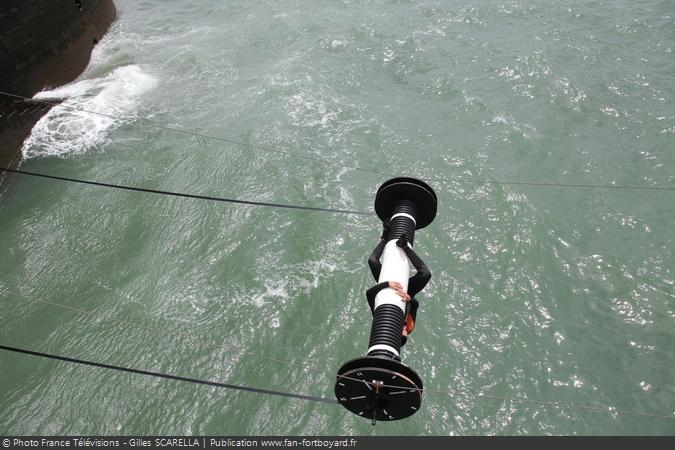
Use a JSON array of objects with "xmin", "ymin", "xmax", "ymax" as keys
[{"xmin": 1, "ymin": 90, "xmax": 673, "ymax": 193}]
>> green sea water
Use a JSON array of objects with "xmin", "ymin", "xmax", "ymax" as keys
[{"xmin": 1, "ymin": 0, "xmax": 674, "ymax": 435}]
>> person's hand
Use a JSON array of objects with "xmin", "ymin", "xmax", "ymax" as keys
[
  {"xmin": 396, "ymin": 233, "xmax": 409, "ymax": 249},
  {"xmin": 388, "ymin": 281, "xmax": 411, "ymax": 301},
  {"xmin": 389, "ymin": 281, "xmax": 403, "ymax": 290}
]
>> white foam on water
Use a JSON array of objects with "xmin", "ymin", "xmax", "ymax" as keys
[
  {"xmin": 251, "ymin": 281, "xmax": 290, "ymax": 308},
  {"xmin": 22, "ymin": 65, "xmax": 158, "ymax": 159}
]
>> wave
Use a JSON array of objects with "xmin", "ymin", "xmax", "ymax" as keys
[{"xmin": 21, "ymin": 65, "xmax": 158, "ymax": 159}]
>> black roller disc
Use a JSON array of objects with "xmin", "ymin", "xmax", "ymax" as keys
[
  {"xmin": 374, "ymin": 177, "xmax": 437, "ymax": 229},
  {"xmin": 334, "ymin": 356, "xmax": 423, "ymax": 422}
]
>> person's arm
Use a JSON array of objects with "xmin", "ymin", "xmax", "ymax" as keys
[
  {"xmin": 366, "ymin": 281, "xmax": 410, "ymax": 313},
  {"xmin": 404, "ymin": 246, "xmax": 431, "ymax": 296},
  {"xmin": 397, "ymin": 234, "xmax": 431, "ymax": 297},
  {"xmin": 366, "ymin": 281, "xmax": 389, "ymax": 314}
]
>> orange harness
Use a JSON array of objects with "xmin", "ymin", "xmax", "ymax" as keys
[{"xmin": 404, "ymin": 314, "xmax": 415, "ymax": 334}]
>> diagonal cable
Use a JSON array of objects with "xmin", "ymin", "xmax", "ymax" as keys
[
  {"xmin": 0, "ymin": 167, "xmax": 372, "ymax": 216},
  {"xmin": 0, "ymin": 344, "xmax": 337, "ymax": 404},
  {"xmin": 1, "ymin": 287, "xmax": 315, "ymax": 372},
  {"xmin": 2, "ymin": 90, "xmax": 674, "ymax": 193},
  {"xmin": 2, "ymin": 289, "xmax": 673, "ymax": 421},
  {"xmin": 0, "ymin": 90, "xmax": 387, "ymax": 179}
]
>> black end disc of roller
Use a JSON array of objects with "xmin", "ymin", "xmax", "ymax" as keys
[
  {"xmin": 374, "ymin": 177, "xmax": 437, "ymax": 229},
  {"xmin": 334, "ymin": 356, "xmax": 423, "ymax": 422}
]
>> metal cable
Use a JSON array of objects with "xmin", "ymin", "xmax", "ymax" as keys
[
  {"xmin": 2, "ymin": 88, "xmax": 674, "ymax": 421},
  {"xmin": 0, "ymin": 345, "xmax": 337, "ymax": 404},
  {"xmin": 0, "ymin": 90, "xmax": 385, "ymax": 178},
  {"xmin": 2, "ymin": 90, "xmax": 673, "ymax": 193},
  {"xmin": 0, "ymin": 167, "xmax": 372, "ymax": 216},
  {"xmin": 1, "ymin": 288, "xmax": 314, "ymax": 372},
  {"xmin": 427, "ymin": 176, "xmax": 675, "ymax": 192},
  {"xmin": 2, "ymin": 289, "xmax": 673, "ymax": 422},
  {"xmin": 334, "ymin": 373, "xmax": 675, "ymax": 422}
]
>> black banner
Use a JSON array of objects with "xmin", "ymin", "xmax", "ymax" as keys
[{"xmin": 1, "ymin": 436, "xmax": 673, "ymax": 450}]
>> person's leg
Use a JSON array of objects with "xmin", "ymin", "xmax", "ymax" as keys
[
  {"xmin": 367, "ymin": 220, "xmax": 390, "ymax": 281},
  {"xmin": 396, "ymin": 234, "xmax": 431, "ymax": 296},
  {"xmin": 367, "ymin": 239, "xmax": 386, "ymax": 281}
]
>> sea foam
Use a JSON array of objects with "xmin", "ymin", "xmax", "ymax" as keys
[{"xmin": 21, "ymin": 65, "xmax": 158, "ymax": 159}]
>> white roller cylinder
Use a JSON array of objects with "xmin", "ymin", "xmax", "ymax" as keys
[{"xmin": 373, "ymin": 239, "xmax": 411, "ymax": 313}]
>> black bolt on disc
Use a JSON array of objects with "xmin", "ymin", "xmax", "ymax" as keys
[
  {"xmin": 374, "ymin": 177, "xmax": 437, "ymax": 229},
  {"xmin": 334, "ymin": 356, "xmax": 423, "ymax": 422}
]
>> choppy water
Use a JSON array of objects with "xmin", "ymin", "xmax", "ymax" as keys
[{"xmin": 1, "ymin": 0, "xmax": 674, "ymax": 435}]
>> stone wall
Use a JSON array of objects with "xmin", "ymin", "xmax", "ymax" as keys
[
  {"xmin": 1, "ymin": 0, "xmax": 116, "ymax": 96},
  {"xmin": 0, "ymin": 0, "xmax": 116, "ymax": 169}
]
